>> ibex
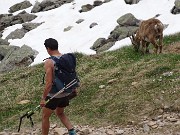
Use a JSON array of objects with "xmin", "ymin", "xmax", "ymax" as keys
[{"xmin": 129, "ymin": 18, "xmax": 164, "ymax": 54}]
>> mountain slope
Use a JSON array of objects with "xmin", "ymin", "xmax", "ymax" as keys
[{"xmin": 0, "ymin": 33, "xmax": 180, "ymax": 133}]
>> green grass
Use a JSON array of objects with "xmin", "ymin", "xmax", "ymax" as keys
[
  {"xmin": 163, "ymin": 32, "xmax": 180, "ymax": 45},
  {"xmin": 0, "ymin": 33, "xmax": 180, "ymax": 131}
]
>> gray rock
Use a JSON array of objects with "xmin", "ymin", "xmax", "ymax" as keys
[
  {"xmin": 96, "ymin": 41, "xmax": 115, "ymax": 53},
  {"xmin": 91, "ymin": 38, "xmax": 106, "ymax": 51},
  {"xmin": 0, "ymin": 46, "xmax": 20, "ymax": 62},
  {"xmin": 171, "ymin": 0, "xmax": 180, "ymax": 14},
  {"xmin": 0, "ymin": 45, "xmax": 12, "ymax": 61},
  {"xmin": 39, "ymin": 0, "xmax": 56, "ymax": 9},
  {"xmin": 17, "ymin": 12, "xmax": 37, "ymax": 22},
  {"xmin": 31, "ymin": 0, "xmax": 73, "ymax": 13},
  {"xmin": 117, "ymin": 13, "xmax": 140, "ymax": 26},
  {"xmin": 143, "ymin": 124, "xmax": 150, "ymax": 133},
  {"xmin": 0, "ymin": 45, "xmax": 38, "ymax": 73},
  {"xmin": 64, "ymin": 26, "xmax": 73, "ymax": 32},
  {"xmin": 90, "ymin": 22, "xmax": 98, "ymax": 28},
  {"xmin": 171, "ymin": 6, "xmax": 180, "ymax": 14},
  {"xmin": 5, "ymin": 28, "xmax": 28, "ymax": 40},
  {"xmin": 115, "ymin": 129, "xmax": 124, "ymax": 135},
  {"xmin": 0, "ymin": 38, "xmax": 10, "ymax": 45},
  {"xmin": 109, "ymin": 25, "xmax": 138, "ymax": 40},
  {"xmin": 0, "ymin": 11, "xmax": 37, "ymax": 31},
  {"xmin": 31, "ymin": 1, "xmax": 41, "ymax": 13},
  {"xmin": 124, "ymin": 0, "xmax": 140, "ymax": 4},
  {"xmin": 80, "ymin": 4, "xmax": 94, "ymax": 13},
  {"xmin": 22, "ymin": 22, "xmax": 43, "ymax": 31},
  {"xmin": 103, "ymin": 0, "xmax": 112, "ymax": 3},
  {"xmin": 76, "ymin": 19, "xmax": 84, "ymax": 24},
  {"xmin": 0, "ymin": 15, "xmax": 14, "ymax": 30},
  {"xmin": 93, "ymin": 1, "xmax": 103, "ymax": 7},
  {"xmin": 175, "ymin": 0, "xmax": 180, "ymax": 8},
  {"xmin": 8, "ymin": 0, "xmax": 32, "ymax": 13}
]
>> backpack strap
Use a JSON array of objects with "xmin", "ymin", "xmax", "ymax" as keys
[{"xmin": 42, "ymin": 56, "xmax": 61, "ymax": 84}]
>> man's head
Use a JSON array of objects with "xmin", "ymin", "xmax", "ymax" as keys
[{"xmin": 44, "ymin": 38, "xmax": 58, "ymax": 50}]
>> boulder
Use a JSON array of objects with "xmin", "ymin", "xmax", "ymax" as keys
[
  {"xmin": 0, "ymin": 11, "xmax": 37, "ymax": 31},
  {"xmin": 8, "ymin": 1, "xmax": 32, "ymax": 13},
  {"xmin": 117, "ymin": 13, "xmax": 140, "ymax": 26},
  {"xmin": 5, "ymin": 28, "xmax": 28, "ymax": 40},
  {"xmin": 0, "ymin": 45, "xmax": 38, "ymax": 73},
  {"xmin": 109, "ymin": 26, "xmax": 138, "ymax": 40},
  {"xmin": 93, "ymin": 1, "xmax": 103, "ymax": 7},
  {"xmin": 0, "ymin": 38, "xmax": 10, "ymax": 45},
  {"xmin": 5, "ymin": 22, "xmax": 42, "ymax": 40},
  {"xmin": 90, "ymin": 13, "xmax": 140, "ymax": 53},
  {"xmin": 171, "ymin": 0, "xmax": 180, "ymax": 14},
  {"xmin": 0, "ymin": 45, "xmax": 13, "ymax": 60},
  {"xmin": 79, "ymin": 4, "xmax": 94, "ymax": 13},
  {"xmin": 22, "ymin": 22, "xmax": 43, "ymax": 31},
  {"xmin": 175, "ymin": 0, "xmax": 180, "ymax": 7},
  {"xmin": 17, "ymin": 11, "xmax": 37, "ymax": 22},
  {"xmin": 0, "ymin": 14, "xmax": 14, "ymax": 30},
  {"xmin": 31, "ymin": 0, "xmax": 73, "ymax": 13},
  {"xmin": 31, "ymin": 1, "xmax": 41, "ymax": 13},
  {"xmin": 96, "ymin": 41, "xmax": 115, "ymax": 53},
  {"xmin": 91, "ymin": 38, "xmax": 106, "ymax": 51}
]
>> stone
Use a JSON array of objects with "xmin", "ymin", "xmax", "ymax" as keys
[
  {"xmin": 99, "ymin": 85, "xmax": 106, "ymax": 89},
  {"xmin": 18, "ymin": 100, "xmax": 30, "ymax": 105},
  {"xmin": 76, "ymin": 19, "xmax": 84, "ymax": 24},
  {"xmin": 143, "ymin": 124, "xmax": 150, "ymax": 133},
  {"xmin": 9, "ymin": 1, "xmax": 32, "ymax": 13},
  {"xmin": 64, "ymin": 26, "xmax": 73, "ymax": 32}
]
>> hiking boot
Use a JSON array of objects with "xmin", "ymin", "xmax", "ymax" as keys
[{"xmin": 68, "ymin": 129, "xmax": 76, "ymax": 135}]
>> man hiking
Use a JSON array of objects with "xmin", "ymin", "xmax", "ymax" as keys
[{"xmin": 40, "ymin": 38, "xmax": 76, "ymax": 135}]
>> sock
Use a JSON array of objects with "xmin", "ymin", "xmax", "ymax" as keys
[{"xmin": 68, "ymin": 128, "xmax": 76, "ymax": 135}]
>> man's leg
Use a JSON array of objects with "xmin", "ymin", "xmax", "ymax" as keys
[
  {"xmin": 55, "ymin": 107, "xmax": 73, "ymax": 130},
  {"xmin": 42, "ymin": 107, "xmax": 53, "ymax": 135}
]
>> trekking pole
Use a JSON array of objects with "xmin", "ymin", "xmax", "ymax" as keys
[{"xmin": 17, "ymin": 79, "xmax": 77, "ymax": 132}]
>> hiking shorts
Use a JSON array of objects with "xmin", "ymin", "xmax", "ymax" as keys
[{"xmin": 45, "ymin": 96, "xmax": 69, "ymax": 110}]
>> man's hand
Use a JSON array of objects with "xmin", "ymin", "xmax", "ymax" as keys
[{"xmin": 40, "ymin": 99, "xmax": 46, "ymax": 107}]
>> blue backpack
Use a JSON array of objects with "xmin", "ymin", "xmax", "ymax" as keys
[{"xmin": 49, "ymin": 53, "xmax": 80, "ymax": 94}]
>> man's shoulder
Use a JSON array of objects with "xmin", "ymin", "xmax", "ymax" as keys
[{"xmin": 44, "ymin": 58, "xmax": 54, "ymax": 68}]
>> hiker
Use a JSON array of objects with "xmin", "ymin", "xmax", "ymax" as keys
[{"xmin": 40, "ymin": 38, "xmax": 76, "ymax": 135}]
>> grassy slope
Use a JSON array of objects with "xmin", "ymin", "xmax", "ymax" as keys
[{"xmin": 0, "ymin": 33, "xmax": 180, "ymax": 131}]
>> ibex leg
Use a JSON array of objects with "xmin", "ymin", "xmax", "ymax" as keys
[
  {"xmin": 145, "ymin": 42, "xmax": 150, "ymax": 53},
  {"xmin": 158, "ymin": 35, "xmax": 163, "ymax": 53},
  {"xmin": 151, "ymin": 39, "xmax": 158, "ymax": 54}
]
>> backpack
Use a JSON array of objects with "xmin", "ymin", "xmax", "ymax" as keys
[{"xmin": 48, "ymin": 53, "xmax": 80, "ymax": 94}]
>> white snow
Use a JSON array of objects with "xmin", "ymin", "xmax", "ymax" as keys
[{"xmin": 0, "ymin": 0, "xmax": 180, "ymax": 65}]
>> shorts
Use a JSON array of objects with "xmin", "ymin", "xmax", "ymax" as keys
[{"xmin": 45, "ymin": 96, "xmax": 69, "ymax": 110}]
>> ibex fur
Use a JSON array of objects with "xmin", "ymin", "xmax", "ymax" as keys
[{"xmin": 129, "ymin": 18, "xmax": 164, "ymax": 54}]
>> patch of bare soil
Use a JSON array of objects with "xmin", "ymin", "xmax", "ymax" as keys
[{"xmin": 163, "ymin": 42, "xmax": 180, "ymax": 54}]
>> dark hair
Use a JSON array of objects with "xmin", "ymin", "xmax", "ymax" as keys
[{"xmin": 44, "ymin": 38, "xmax": 58, "ymax": 50}]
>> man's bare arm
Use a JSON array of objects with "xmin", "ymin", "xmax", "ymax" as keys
[{"xmin": 42, "ymin": 59, "xmax": 54, "ymax": 100}]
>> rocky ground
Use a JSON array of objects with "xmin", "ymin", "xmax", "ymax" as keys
[{"xmin": 0, "ymin": 108, "xmax": 180, "ymax": 135}]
